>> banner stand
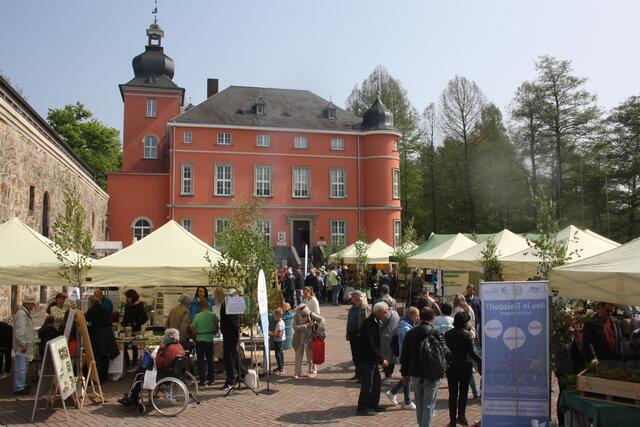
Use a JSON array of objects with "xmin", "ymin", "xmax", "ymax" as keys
[{"xmin": 75, "ymin": 310, "xmax": 104, "ymax": 407}]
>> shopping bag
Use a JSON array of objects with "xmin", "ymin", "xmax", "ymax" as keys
[
  {"xmin": 245, "ymin": 368, "xmax": 258, "ymax": 389},
  {"xmin": 143, "ymin": 368, "xmax": 157, "ymax": 390},
  {"xmin": 312, "ymin": 335, "xmax": 325, "ymax": 365}
]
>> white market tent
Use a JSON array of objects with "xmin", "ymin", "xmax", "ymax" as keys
[
  {"xmin": 438, "ymin": 229, "xmax": 529, "ymax": 272},
  {"xmin": 0, "ymin": 217, "xmax": 83, "ymax": 285},
  {"xmin": 329, "ymin": 238, "xmax": 395, "ymax": 265},
  {"xmin": 406, "ymin": 233, "xmax": 477, "ymax": 269},
  {"xmin": 89, "ymin": 220, "xmax": 222, "ymax": 287},
  {"xmin": 501, "ymin": 225, "xmax": 620, "ymax": 276},
  {"xmin": 550, "ymin": 236, "xmax": 640, "ymax": 306}
]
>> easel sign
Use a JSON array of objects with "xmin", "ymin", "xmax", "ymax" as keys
[
  {"xmin": 75, "ymin": 309, "xmax": 105, "ymax": 407},
  {"xmin": 31, "ymin": 336, "xmax": 79, "ymax": 423}
]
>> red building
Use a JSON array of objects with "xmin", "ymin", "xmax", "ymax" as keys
[{"xmin": 107, "ymin": 22, "xmax": 402, "ymax": 265}]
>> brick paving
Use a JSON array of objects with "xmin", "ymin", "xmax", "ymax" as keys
[{"xmin": 0, "ymin": 304, "xmax": 557, "ymax": 426}]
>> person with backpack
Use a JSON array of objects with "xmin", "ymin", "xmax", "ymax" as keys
[
  {"xmin": 444, "ymin": 312, "xmax": 482, "ymax": 427},
  {"xmin": 400, "ymin": 307, "xmax": 450, "ymax": 427},
  {"xmin": 386, "ymin": 306, "xmax": 420, "ymax": 410}
]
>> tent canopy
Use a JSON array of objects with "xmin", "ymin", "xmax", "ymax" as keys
[
  {"xmin": 329, "ymin": 238, "xmax": 395, "ymax": 265},
  {"xmin": 501, "ymin": 225, "xmax": 619, "ymax": 276},
  {"xmin": 407, "ymin": 233, "xmax": 477, "ymax": 269},
  {"xmin": 438, "ymin": 229, "xmax": 529, "ymax": 272},
  {"xmin": 550, "ymin": 236, "xmax": 640, "ymax": 306},
  {"xmin": 0, "ymin": 217, "xmax": 82, "ymax": 286},
  {"xmin": 89, "ymin": 220, "xmax": 222, "ymax": 287},
  {"xmin": 410, "ymin": 232, "xmax": 494, "ymax": 257}
]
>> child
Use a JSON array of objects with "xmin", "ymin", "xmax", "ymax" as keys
[{"xmin": 269, "ymin": 308, "xmax": 286, "ymax": 374}]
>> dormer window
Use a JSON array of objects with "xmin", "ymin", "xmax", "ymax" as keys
[
  {"xmin": 256, "ymin": 96, "xmax": 266, "ymax": 115},
  {"xmin": 327, "ymin": 100, "xmax": 337, "ymax": 120}
]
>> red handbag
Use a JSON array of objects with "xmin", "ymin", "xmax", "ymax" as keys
[{"xmin": 312, "ymin": 335, "xmax": 325, "ymax": 365}]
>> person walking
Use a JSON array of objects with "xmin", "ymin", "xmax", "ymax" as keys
[
  {"xmin": 386, "ymin": 306, "xmax": 420, "ymax": 410},
  {"xmin": 292, "ymin": 304, "xmax": 325, "ymax": 379},
  {"xmin": 355, "ymin": 302, "xmax": 390, "ymax": 416},
  {"xmin": 400, "ymin": 307, "xmax": 450, "ymax": 427},
  {"xmin": 86, "ymin": 295, "xmax": 118, "ymax": 382},
  {"xmin": 121, "ymin": 289, "xmax": 148, "ymax": 372},
  {"xmin": 444, "ymin": 312, "xmax": 482, "ymax": 426},
  {"xmin": 12, "ymin": 295, "xmax": 36, "ymax": 394},
  {"xmin": 192, "ymin": 297, "xmax": 219, "ymax": 387},
  {"xmin": 379, "ymin": 303, "xmax": 400, "ymax": 386},
  {"xmin": 166, "ymin": 294, "xmax": 192, "ymax": 352},
  {"xmin": 346, "ymin": 290, "xmax": 371, "ymax": 380},
  {"xmin": 328, "ymin": 266, "xmax": 342, "ymax": 306}
]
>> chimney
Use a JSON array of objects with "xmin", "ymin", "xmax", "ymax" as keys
[{"xmin": 207, "ymin": 78, "xmax": 219, "ymax": 98}]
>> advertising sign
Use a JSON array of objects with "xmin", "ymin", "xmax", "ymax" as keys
[
  {"xmin": 225, "ymin": 296, "xmax": 248, "ymax": 315},
  {"xmin": 481, "ymin": 281, "xmax": 549, "ymax": 427},
  {"xmin": 257, "ymin": 269, "xmax": 270, "ymax": 371},
  {"xmin": 48, "ymin": 336, "xmax": 76, "ymax": 400},
  {"xmin": 443, "ymin": 270, "xmax": 469, "ymax": 296}
]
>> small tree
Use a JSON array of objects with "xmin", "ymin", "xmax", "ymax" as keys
[
  {"xmin": 392, "ymin": 218, "xmax": 420, "ymax": 283},
  {"xmin": 51, "ymin": 182, "xmax": 93, "ymax": 287},
  {"xmin": 479, "ymin": 237, "xmax": 503, "ymax": 282},
  {"xmin": 354, "ymin": 228, "xmax": 369, "ymax": 289},
  {"xmin": 332, "ymin": 242, "xmax": 346, "ymax": 267}
]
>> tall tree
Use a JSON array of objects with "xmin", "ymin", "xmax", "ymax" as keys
[
  {"xmin": 534, "ymin": 56, "xmax": 601, "ymax": 219},
  {"xmin": 421, "ymin": 103, "xmax": 438, "ymax": 233},
  {"xmin": 439, "ymin": 76, "xmax": 486, "ymax": 230},
  {"xmin": 47, "ymin": 102, "xmax": 121, "ymax": 189}
]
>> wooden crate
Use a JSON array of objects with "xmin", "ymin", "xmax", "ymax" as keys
[{"xmin": 576, "ymin": 369, "xmax": 640, "ymax": 407}]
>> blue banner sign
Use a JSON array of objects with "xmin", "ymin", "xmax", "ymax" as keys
[{"xmin": 481, "ymin": 281, "xmax": 549, "ymax": 427}]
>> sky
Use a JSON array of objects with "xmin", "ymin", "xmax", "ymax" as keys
[{"xmin": 1, "ymin": 0, "xmax": 639, "ymax": 137}]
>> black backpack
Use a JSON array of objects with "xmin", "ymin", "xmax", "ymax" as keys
[
  {"xmin": 391, "ymin": 333, "xmax": 400, "ymax": 357},
  {"xmin": 419, "ymin": 328, "xmax": 448, "ymax": 380}
]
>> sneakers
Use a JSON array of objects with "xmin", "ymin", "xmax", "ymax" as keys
[
  {"xmin": 293, "ymin": 375, "xmax": 300, "ymax": 379},
  {"xmin": 221, "ymin": 383, "xmax": 235, "ymax": 390},
  {"xmin": 385, "ymin": 390, "xmax": 398, "ymax": 405},
  {"xmin": 308, "ymin": 372, "xmax": 316, "ymax": 379},
  {"xmin": 403, "ymin": 401, "xmax": 417, "ymax": 410},
  {"xmin": 382, "ymin": 377, "xmax": 392, "ymax": 386}
]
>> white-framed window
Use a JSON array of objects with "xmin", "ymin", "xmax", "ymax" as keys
[
  {"xmin": 392, "ymin": 168, "xmax": 400, "ymax": 199},
  {"xmin": 214, "ymin": 218, "xmax": 229, "ymax": 247},
  {"xmin": 217, "ymin": 132, "xmax": 232, "ymax": 145},
  {"xmin": 215, "ymin": 164, "xmax": 233, "ymax": 196},
  {"xmin": 330, "ymin": 168, "xmax": 347, "ymax": 198},
  {"xmin": 330, "ymin": 220, "xmax": 346, "ymax": 248},
  {"xmin": 143, "ymin": 135, "xmax": 158, "ymax": 159},
  {"xmin": 256, "ymin": 134, "xmax": 271, "ymax": 147},
  {"xmin": 294, "ymin": 136, "xmax": 308, "ymax": 149},
  {"xmin": 146, "ymin": 98, "xmax": 157, "ymax": 117},
  {"xmin": 181, "ymin": 163, "xmax": 193, "ymax": 195},
  {"xmin": 256, "ymin": 104, "xmax": 265, "ymax": 115},
  {"xmin": 181, "ymin": 218, "xmax": 192, "ymax": 233},
  {"xmin": 394, "ymin": 219, "xmax": 402, "ymax": 247},
  {"xmin": 255, "ymin": 165, "xmax": 272, "ymax": 197},
  {"xmin": 184, "ymin": 130, "xmax": 192, "ymax": 144},
  {"xmin": 330, "ymin": 138, "xmax": 344, "ymax": 151},
  {"xmin": 292, "ymin": 166, "xmax": 310, "ymax": 198},
  {"xmin": 392, "ymin": 140, "xmax": 399, "ymax": 152},
  {"xmin": 133, "ymin": 218, "xmax": 152, "ymax": 241},
  {"xmin": 256, "ymin": 219, "xmax": 272, "ymax": 244}
]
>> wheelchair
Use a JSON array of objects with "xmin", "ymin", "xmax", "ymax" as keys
[{"xmin": 127, "ymin": 356, "xmax": 200, "ymax": 416}]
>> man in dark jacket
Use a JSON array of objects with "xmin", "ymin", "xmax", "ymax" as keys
[
  {"xmin": 284, "ymin": 268, "xmax": 295, "ymax": 305},
  {"xmin": 355, "ymin": 301, "xmax": 390, "ymax": 416},
  {"xmin": 583, "ymin": 302, "xmax": 625, "ymax": 364},
  {"xmin": 295, "ymin": 269, "xmax": 304, "ymax": 305},
  {"xmin": 220, "ymin": 291, "xmax": 241, "ymax": 390},
  {"xmin": 401, "ymin": 307, "xmax": 450, "ymax": 427}
]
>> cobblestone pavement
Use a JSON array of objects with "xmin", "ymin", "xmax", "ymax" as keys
[{"xmin": 0, "ymin": 304, "xmax": 557, "ymax": 426}]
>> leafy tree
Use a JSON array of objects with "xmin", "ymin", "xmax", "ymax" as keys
[
  {"xmin": 439, "ymin": 75, "xmax": 486, "ymax": 230},
  {"xmin": 392, "ymin": 218, "xmax": 421, "ymax": 284},
  {"xmin": 51, "ymin": 182, "xmax": 93, "ymax": 287},
  {"xmin": 47, "ymin": 102, "xmax": 121, "ymax": 189},
  {"xmin": 479, "ymin": 237, "xmax": 503, "ymax": 281},
  {"xmin": 420, "ymin": 103, "xmax": 438, "ymax": 234},
  {"xmin": 353, "ymin": 228, "xmax": 369, "ymax": 289}
]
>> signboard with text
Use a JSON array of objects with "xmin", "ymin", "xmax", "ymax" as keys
[{"xmin": 481, "ymin": 281, "xmax": 549, "ymax": 427}]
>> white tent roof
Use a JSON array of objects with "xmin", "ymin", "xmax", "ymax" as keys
[
  {"xmin": 550, "ymin": 236, "xmax": 640, "ymax": 306},
  {"xmin": 329, "ymin": 238, "xmax": 395, "ymax": 264},
  {"xmin": 501, "ymin": 226, "xmax": 620, "ymax": 276},
  {"xmin": 407, "ymin": 233, "xmax": 477, "ymax": 269},
  {"xmin": 0, "ymin": 217, "xmax": 77, "ymax": 285},
  {"xmin": 89, "ymin": 220, "xmax": 222, "ymax": 287},
  {"xmin": 439, "ymin": 229, "xmax": 529, "ymax": 271}
]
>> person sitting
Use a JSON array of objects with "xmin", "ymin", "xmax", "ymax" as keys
[{"xmin": 118, "ymin": 328, "xmax": 185, "ymax": 406}]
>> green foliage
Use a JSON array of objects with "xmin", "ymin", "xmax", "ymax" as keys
[
  {"xmin": 392, "ymin": 218, "xmax": 421, "ymax": 283},
  {"xmin": 353, "ymin": 228, "xmax": 369, "ymax": 289},
  {"xmin": 47, "ymin": 102, "xmax": 121, "ymax": 189},
  {"xmin": 332, "ymin": 242, "xmax": 346, "ymax": 267},
  {"xmin": 207, "ymin": 198, "xmax": 277, "ymax": 317},
  {"xmin": 528, "ymin": 196, "xmax": 573, "ymax": 279},
  {"xmin": 479, "ymin": 237, "xmax": 503, "ymax": 281},
  {"xmin": 50, "ymin": 182, "xmax": 93, "ymax": 286}
]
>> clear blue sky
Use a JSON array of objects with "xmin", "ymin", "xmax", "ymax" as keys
[{"xmin": 2, "ymin": 0, "xmax": 639, "ymax": 136}]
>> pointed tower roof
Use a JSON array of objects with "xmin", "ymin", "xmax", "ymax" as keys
[{"xmin": 361, "ymin": 97, "xmax": 395, "ymax": 130}]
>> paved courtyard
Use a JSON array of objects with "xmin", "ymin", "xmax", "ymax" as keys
[{"xmin": 0, "ymin": 304, "xmax": 557, "ymax": 426}]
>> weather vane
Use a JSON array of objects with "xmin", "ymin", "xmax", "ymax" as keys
[{"xmin": 152, "ymin": 0, "xmax": 159, "ymax": 23}]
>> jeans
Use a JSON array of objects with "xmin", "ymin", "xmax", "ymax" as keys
[
  {"xmin": 274, "ymin": 340, "xmax": 284, "ymax": 371},
  {"xmin": 357, "ymin": 361, "xmax": 381, "ymax": 412},
  {"xmin": 332, "ymin": 285, "xmax": 342, "ymax": 305},
  {"xmin": 446, "ymin": 364, "xmax": 472, "ymax": 421},
  {"xmin": 469, "ymin": 370, "xmax": 480, "ymax": 397},
  {"xmin": 412, "ymin": 376, "xmax": 441, "ymax": 427},
  {"xmin": 124, "ymin": 343, "xmax": 139, "ymax": 370},
  {"xmin": 390, "ymin": 378, "xmax": 412, "ymax": 404},
  {"xmin": 12, "ymin": 352, "xmax": 28, "ymax": 392},
  {"xmin": 195, "ymin": 341, "xmax": 214, "ymax": 383}
]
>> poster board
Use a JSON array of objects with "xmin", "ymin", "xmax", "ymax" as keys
[
  {"xmin": 63, "ymin": 308, "xmax": 76, "ymax": 340},
  {"xmin": 257, "ymin": 270, "xmax": 270, "ymax": 372},
  {"xmin": 225, "ymin": 296, "xmax": 249, "ymax": 315},
  {"xmin": 481, "ymin": 281, "xmax": 549, "ymax": 427}
]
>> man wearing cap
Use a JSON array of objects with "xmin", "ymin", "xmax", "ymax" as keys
[
  {"xmin": 13, "ymin": 295, "xmax": 36, "ymax": 394},
  {"xmin": 346, "ymin": 290, "xmax": 371, "ymax": 380}
]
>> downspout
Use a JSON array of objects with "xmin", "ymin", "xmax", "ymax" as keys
[
  {"xmin": 171, "ymin": 124, "xmax": 176, "ymax": 220},
  {"xmin": 357, "ymin": 135, "xmax": 361, "ymax": 232}
]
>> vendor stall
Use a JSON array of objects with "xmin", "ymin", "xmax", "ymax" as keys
[{"xmin": 328, "ymin": 238, "xmax": 394, "ymax": 265}]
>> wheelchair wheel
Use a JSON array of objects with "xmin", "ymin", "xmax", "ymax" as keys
[
  {"xmin": 137, "ymin": 403, "xmax": 146, "ymax": 416},
  {"xmin": 182, "ymin": 370, "xmax": 199, "ymax": 397},
  {"xmin": 150, "ymin": 377, "xmax": 189, "ymax": 417}
]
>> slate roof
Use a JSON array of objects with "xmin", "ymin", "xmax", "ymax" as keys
[{"xmin": 172, "ymin": 86, "xmax": 365, "ymax": 132}]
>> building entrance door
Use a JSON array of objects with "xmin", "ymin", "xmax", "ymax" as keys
[{"xmin": 292, "ymin": 220, "xmax": 311, "ymax": 260}]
